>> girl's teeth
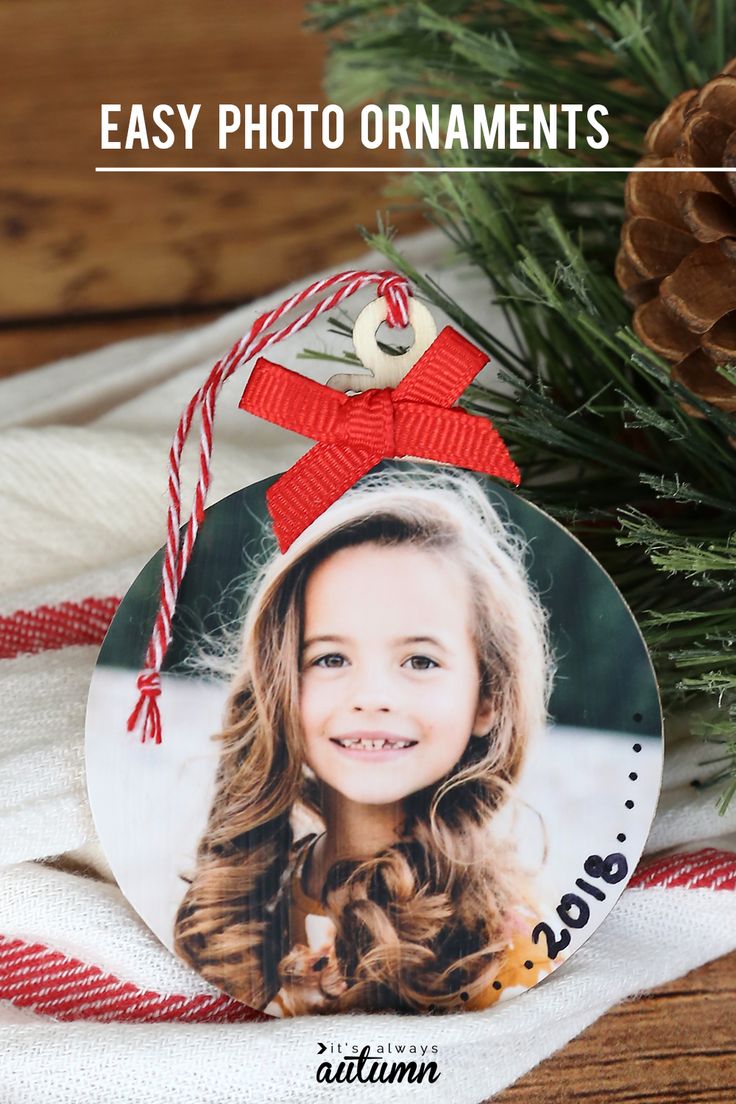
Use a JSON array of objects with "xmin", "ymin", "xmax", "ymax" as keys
[{"xmin": 338, "ymin": 738, "xmax": 412, "ymax": 750}]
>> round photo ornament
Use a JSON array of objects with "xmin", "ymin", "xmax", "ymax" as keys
[{"xmin": 86, "ymin": 270, "xmax": 663, "ymax": 1019}]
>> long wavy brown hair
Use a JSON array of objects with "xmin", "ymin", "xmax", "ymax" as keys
[{"xmin": 174, "ymin": 468, "xmax": 552, "ymax": 1013}]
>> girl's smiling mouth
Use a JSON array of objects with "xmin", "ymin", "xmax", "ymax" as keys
[{"xmin": 330, "ymin": 732, "xmax": 418, "ymax": 752}]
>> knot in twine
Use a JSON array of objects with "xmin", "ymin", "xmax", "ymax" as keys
[{"xmin": 127, "ymin": 672, "xmax": 162, "ymax": 745}]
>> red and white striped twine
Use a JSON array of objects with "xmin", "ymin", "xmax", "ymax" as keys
[{"xmin": 127, "ymin": 269, "xmax": 412, "ymax": 744}]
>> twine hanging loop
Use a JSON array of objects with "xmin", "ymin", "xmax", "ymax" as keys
[{"xmin": 127, "ymin": 270, "xmax": 412, "ymax": 742}]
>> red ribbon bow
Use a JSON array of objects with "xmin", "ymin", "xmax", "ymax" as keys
[{"xmin": 239, "ymin": 326, "xmax": 520, "ymax": 550}]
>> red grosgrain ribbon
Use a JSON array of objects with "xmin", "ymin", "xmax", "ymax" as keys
[{"xmin": 240, "ymin": 326, "xmax": 520, "ymax": 551}]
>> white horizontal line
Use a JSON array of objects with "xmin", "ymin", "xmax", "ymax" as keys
[{"xmin": 95, "ymin": 165, "xmax": 733, "ymax": 174}]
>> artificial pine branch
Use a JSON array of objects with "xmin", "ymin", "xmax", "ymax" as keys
[{"xmin": 310, "ymin": 0, "xmax": 736, "ymax": 807}]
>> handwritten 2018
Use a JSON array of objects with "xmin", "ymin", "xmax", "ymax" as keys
[{"xmin": 532, "ymin": 853, "xmax": 629, "ymax": 958}]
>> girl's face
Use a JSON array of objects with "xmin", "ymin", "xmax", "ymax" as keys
[{"xmin": 299, "ymin": 542, "xmax": 493, "ymax": 807}]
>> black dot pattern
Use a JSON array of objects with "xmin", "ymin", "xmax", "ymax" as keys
[{"xmin": 616, "ymin": 738, "xmax": 642, "ymax": 851}]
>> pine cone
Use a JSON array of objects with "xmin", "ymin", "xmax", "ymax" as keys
[{"xmin": 616, "ymin": 59, "xmax": 736, "ymax": 413}]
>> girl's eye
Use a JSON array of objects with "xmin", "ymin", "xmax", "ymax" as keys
[
  {"xmin": 403, "ymin": 654, "xmax": 439, "ymax": 671},
  {"xmin": 312, "ymin": 653, "xmax": 348, "ymax": 669}
]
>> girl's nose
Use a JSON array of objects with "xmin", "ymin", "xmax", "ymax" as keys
[{"xmin": 350, "ymin": 669, "xmax": 394, "ymax": 713}]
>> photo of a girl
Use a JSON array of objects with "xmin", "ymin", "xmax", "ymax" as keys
[
  {"xmin": 172, "ymin": 470, "xmax": 554, "ymax": 1015},
  {"xmin": 86, "ymin": 461, "xmax": 663, "ymax": 1022}
]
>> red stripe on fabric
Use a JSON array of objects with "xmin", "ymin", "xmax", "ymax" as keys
[
  {"xmin": 630, "ymin": 847, "xmax": 736, "ymax": 891},
  {"xmin": 0, "ymin": 937, "xmax": 265, "ymax": 1024},
  {"xmin": 0, "ymin": 597, "xmax": 121, "ymax": 660}
]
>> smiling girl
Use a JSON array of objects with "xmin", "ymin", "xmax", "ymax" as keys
[{"xmin": 174, "ymin": 468, "xmax": 554, "ymax": 1015}]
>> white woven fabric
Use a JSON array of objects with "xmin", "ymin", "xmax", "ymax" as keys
[{"xmin": 1, "ymin": 232, "xmax": 734, "ymax": 1103}]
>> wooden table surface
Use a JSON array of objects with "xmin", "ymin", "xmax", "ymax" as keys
[{"xmin": 2, "ymin": 2, "xmax": 734, "ymax": 1099}]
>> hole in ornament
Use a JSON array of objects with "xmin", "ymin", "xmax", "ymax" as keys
[
  {"xmin": 633, "ymin": 712, "xmax": 643, "ymax": 723},
  {"xmin": 633, "ymin": 743, "xmax": 642, "ymax": 753},
  {"xmin": 625, "ymin": 799, "xmax": 635, "ymax": 809},
  {"xmin": 524, "ymin": 960, "xmax": 534, "ymax": 970},
  {"xmin": 617, "ymin": 833, "xmax": 626, "ymax": 843},
  {"xmin": 460, "ymin": 991, "xmax": 469, "ymax": 1002},
  {"xmin": 629, "ymin": 772, "xmax": 638, "ymax": 781},
  {"xmin": 492, "ymin": 980, "xmax": 502, "ymax": 991},
  {"xmin": 375, "ymin": 321, "xmax": 415, "ymax": 357}
]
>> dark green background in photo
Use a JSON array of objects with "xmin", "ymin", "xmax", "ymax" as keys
[{"xmin": 99, "ymin": 462, "xmax": 661, "ymax": 738}]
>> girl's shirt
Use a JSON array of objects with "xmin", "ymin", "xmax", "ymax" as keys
[
  {"xmin": 264, "ymin": 836, "xmax": 337, "ymax": 1018},
  {"xmin": 264, "ymin": 834, "xmax": 553, "ymax": 1018}
]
